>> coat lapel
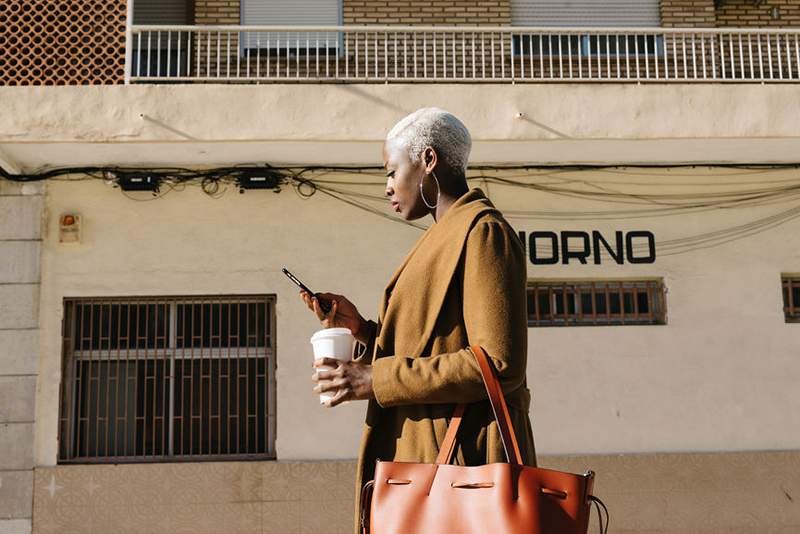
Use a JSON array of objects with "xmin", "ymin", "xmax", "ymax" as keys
[
  {"xmin": 377, "ymin": 224, "xmax": 435, "ymax": 325},
  {"xmin": 375, "ymin": 189, "xmax": 498, "ymax": 361}
]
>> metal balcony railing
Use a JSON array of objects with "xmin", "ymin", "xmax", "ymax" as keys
[{"xmin": 127, "ymin": 25, "xmax": 800, "ymax": 83}]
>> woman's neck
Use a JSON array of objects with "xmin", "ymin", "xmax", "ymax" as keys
[{"xmin": 431, "ymin": 183, "xmax": 469, "ymax": 223}]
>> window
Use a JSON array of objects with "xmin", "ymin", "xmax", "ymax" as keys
[
  {"xmin": 511, "ymin": 0, "xmax": 662, "ymax": 58},
  {"xmin": 132, "ymin": 0, "xmax": 193, "ymax": 77},
  {"xmin": 58, "ymin": 295, "xmax": 276, "ymax": 463},
  {"xmin": 783, "ymin": 276, "xmax": 800, "ymax": 323},
  {"xmin": 527, "ymin": 280, "xmax": 666, "ymax": 327},
  {"xmin": 510, "ymin": 0, "xmax": 661, "ymax": 27},
  {"xmin": 241, "ymin": 0, "xmax": 342, "ymax": 55}
]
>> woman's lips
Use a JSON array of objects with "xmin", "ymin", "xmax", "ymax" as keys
[{"xmin": 391, "ymin": 201, "xmax": 400, "ymax": 212}]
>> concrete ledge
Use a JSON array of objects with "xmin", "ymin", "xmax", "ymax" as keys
[
  {"xmin": 0, "ymin": 377, "xmax": 36, "ymax": 424},
  {"xmin": 0, "ymin": 242, "xmax": 41, "ymax": 284},
  {"xmin": 0, "ymin": 331, "xmax": 38, "ymax": 376},
  {"xmin": 31, "ymin": 450, "xmax": 800, "ymax": 533},
  {"xmin": 0, "ymin": 471, "xmax": 33, "ymax": 519},
  {"xmin": 0, "ymin": 286, "xmax": 39, "ymax": 330},
  {"xmin": 0, "ymin": 520, "xmax": 31, "ymax": 534},
  {"xmin": 0, "ymin": 197, "xmax": 42, "ymax": 241},
  {"xmin": 0, "ymin": 424, "xmax": 34, "ymax": 471}
]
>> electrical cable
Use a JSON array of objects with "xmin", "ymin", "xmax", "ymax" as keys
[{"xmin": 3, "ymin": 162, "xmax": 800, "ymax": 256}]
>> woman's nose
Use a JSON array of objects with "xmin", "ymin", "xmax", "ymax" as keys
[{"xmin": 385, "ymin": 180, "xmax": 394, "ymax": 197}]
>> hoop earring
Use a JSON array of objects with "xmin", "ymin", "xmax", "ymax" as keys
[{"xmin": 420, "ymin": 171, "xmax": 441, "ymax": 209}]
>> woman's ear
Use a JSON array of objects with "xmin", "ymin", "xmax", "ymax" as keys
[{"xmin": 423, "ymin": 147, "xmax": 437, "ymax": 171}]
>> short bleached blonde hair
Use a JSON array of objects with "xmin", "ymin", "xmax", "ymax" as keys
[{"xmin": 385, "ymin": 107, "xmax": 472, "ymax": 175}]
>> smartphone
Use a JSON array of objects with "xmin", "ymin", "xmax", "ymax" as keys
[{"xmin": 282, "ymin": 267, "xmax": 332, "ymax": 313}]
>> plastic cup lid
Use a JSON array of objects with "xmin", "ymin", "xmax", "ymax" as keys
[{"xmin": 310, "ymin": 327, "xmax": 353, "ymax": 342}]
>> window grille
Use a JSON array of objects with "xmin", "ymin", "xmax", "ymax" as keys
[
  {"xmin": 782, "ymin": 276, "xmax": 800, "ymax": 323},
  {"xmin": 58, "ymin": 295, "xmax": 276, "ymax": 463},
  {"xmin": 527, "ymin": 280, "xmax": 666, "ymax": 327}
]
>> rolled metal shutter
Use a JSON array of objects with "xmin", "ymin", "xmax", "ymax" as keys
[
  {"xmin": 133, "ymin": 0, "xmax": 190, "ymax": 25},
  {"xmin": 242, "ymin": 0, "xmax": 341, "ymax": 49},
  {"xmin": 243, "ymin": 0, "xmax": 341, "ymax": 26},
  {"xmin": 511, "ymin": 0, "xmax": 661, "ymax": 27}
]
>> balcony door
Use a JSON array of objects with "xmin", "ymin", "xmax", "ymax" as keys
[{"xmin": 132, "ymin": 0, "xmax": 194, "ymax": 78}]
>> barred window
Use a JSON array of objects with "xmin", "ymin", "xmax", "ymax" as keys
[
  {"xmin": 58, "ymin": 295, "xmax": 276, "ymax": 463},
  {"xmin": 783, "ymin": 276, "xmax": 800, "ymax": 323},
  {"xmin": 527, "ymin": 280, "xmax": 666, "ymax": 327}
]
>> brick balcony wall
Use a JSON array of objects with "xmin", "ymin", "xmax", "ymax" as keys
[
  {"xmin": 343, "ymin": 0, "xmax": 511, "ymax": 25},
  {"xmin": 194, "ymin": 0, "xmax": 240, "ymax": 24},
  {"xmin": 661, "ymin": 0, "xmax": 717, "ymax": 27},
  {"xmin": 192, "ymin": 0, "xmax": 511, "ymax": 26},
  {"xmin": 715, "ymin": 0, "xmax": 800, "ymax": 28},
  {"xmin": 661, "ymin": 0, "xmax": 800, "ymax": 28}
]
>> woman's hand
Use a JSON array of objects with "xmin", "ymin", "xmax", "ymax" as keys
[
  {"xmin": 299, "ymin": 290, "xmax": 367, "ymax": 339},
  {"xmin": 312, "ymin": 358, "xmax": 374, "ymax": 408}
]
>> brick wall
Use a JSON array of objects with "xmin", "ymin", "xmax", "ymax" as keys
[
  {"xmin": 194, "ymin": 0, "xmax": 241, "ymax": 77},
  {"xmin": 716, "ymin": 0, "xmax": 800, "ymax": 27},
  {"xmin": 344, "ymin": 0, "xmax": 511, "ymax": 26},
  {"xmin": 661, "ymin": 0, "xmax": 800, "ymax": 27},
  {"xmin": 194, "ymin": 0, "xmax": 240, "ymax": 24},
  {"xmin": 661, "ymin": 0, "xmax": 717, "ymax": 27},
  {"xmin": 191, "ymin": 0, "xmax": 800, "ymax": 29}
]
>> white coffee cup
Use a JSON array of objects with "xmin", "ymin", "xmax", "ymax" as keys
[{"xmin": 310, "ymin": 327, "xmax": 355, "ymax": 404}]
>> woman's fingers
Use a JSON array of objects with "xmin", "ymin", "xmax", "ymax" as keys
[
  {"xmin": 325, "ymin": 387, "xmax": 351, "ymax": 408},
  {"xmin": 312, "ymin": 369, "xmax": 334, "ymax": 382},
  {"xmin": 311, "ymin": 296, "xmax": 327, "ymax": 322},
  {"xmin": 300, "ymin": 290, "xmax": 317, "ymax": 313},
  {"xmin": 314, "ymin": 378, "xmax": 347, "ymax": 394},
  {"xmin": 313, "ymin": 357, "xmax": 341, "ymax": 369}
]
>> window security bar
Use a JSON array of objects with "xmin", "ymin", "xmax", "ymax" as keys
[
  {"xmin": 128, "ymin": 25, "xmax": 800, "ymax": 83},
  {"xmin": 782, "ymin": 276, "xmax": 800, "ymax": 323},
  {"xmin": 58, "ymin": 295, "xmax": 277, "ymax": 463},
  {"xmin": 527, "ymin": 280, "xmax": 667, "ymax": 327}
]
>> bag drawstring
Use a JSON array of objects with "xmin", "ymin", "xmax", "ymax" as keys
[{"xmin": 589, "ymin": 495, "xmax": 610, "ymax": 534}]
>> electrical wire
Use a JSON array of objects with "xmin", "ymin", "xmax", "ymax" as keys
[{"xmin": 3, "ymin": 162, "xmax": 800, "ymax": 256}]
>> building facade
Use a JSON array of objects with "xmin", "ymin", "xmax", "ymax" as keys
[{"xmin": 1, "ymin": 1, "xmax": 800, "ymax": 533}]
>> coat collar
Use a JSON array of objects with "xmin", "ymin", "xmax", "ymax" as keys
[
  {"xmin": 376, "ymin": 188, "xmax": 498, "ymax": 359},
  {"xmin": 378, "ymin": 188, "xmax": 492, "ymax": 322}
]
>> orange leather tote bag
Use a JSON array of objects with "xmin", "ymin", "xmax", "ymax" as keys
[{"xmin": 360, "ymin": 345, "xmax": 608, "ymax": 534}]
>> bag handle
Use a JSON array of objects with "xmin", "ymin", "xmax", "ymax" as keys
[{"xmin": 435, "ymin": 345, "xmax": 523, "ymax": 466}]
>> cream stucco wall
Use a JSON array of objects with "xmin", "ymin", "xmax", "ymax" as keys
[
  {"xmin": 34, "ymin": 166, "xmax": 800, "ymax": 466},
  {"xmin": 2, "ymin": 84, "xmax": 800, "ymax": 173}
]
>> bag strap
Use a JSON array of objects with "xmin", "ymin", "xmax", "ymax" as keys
[{"xmin": 435, "ymin": 345, "xmax": 523, "ymax": 466}]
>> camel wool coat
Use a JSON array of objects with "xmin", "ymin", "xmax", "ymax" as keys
[{"xmin": 351, "ymin": 188, "xmax": 536, "ymax": 532}]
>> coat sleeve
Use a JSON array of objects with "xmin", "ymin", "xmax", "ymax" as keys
[
  {"xmin": 370, "ymin": 219, "xmax": 528, "ymax": 407},
  {"xmin": 352, "ymin": 319, "xmax": 378, "ymax": 365}
]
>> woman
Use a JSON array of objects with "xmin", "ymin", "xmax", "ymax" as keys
[{"xmin": 300, "ymin": 107, "xmax": 536, "ymax": 532}]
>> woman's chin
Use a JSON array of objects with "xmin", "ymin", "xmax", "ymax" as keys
[{"xmin": 403, "ymin": 211, "xmax": 428, "ymax": 222}]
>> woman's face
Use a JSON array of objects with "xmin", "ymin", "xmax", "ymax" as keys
[{"xmin": 383, "ymin": 140, "xmax": 432, "ymax": 221}]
